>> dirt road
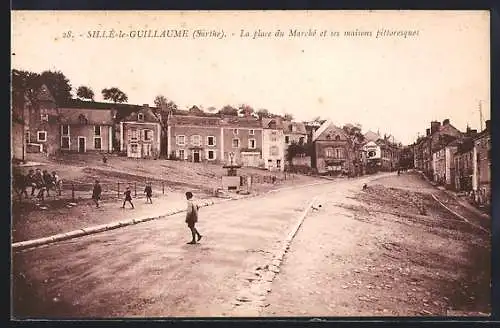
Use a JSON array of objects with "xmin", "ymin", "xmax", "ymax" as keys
[{"xmin": 11, "ymin": 172, "xmax": 490, "ymax": 318}]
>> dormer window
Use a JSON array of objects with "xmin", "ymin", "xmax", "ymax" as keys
[
  {"xmin": 326, "ymin": 134, "xmax": 331, "ymax": 140},
  {"xmin": 138, "ymin": 113, "xmax": 144, "ymax": 121},
  {"xmin": 335, "ymin": 135, "xmax": 341, "ymax": 141}
]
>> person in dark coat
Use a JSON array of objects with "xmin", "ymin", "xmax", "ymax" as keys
[
  {"xmin": 144, "ymin": 182, "xmax": 153, "ymax": 204},
  {"xmin": 27, "ymin": 169, "xmax": 36, "ymax": 197},
  {"xmin": 42, "ymin": 170, "xmax": 53, "ymax": 197},
  {"xmin": 92, "ymin": 180, "xmax": 102, "ymax": 208},
  {"xmin": 34, "ymin": 168, "xmax": 45, "ymax": 200},
  {"xmin": 185, "ymin": 191, "xmax": 202, "ymax": 244},
  {"xmin": 122, "ymin": 186, "xmax": 134, "ymax": 209}
]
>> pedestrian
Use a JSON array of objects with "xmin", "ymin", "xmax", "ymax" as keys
[
  {"xmin": 92, "ymin": 180, "xmax": 102, "ymax": 208},
  {"xmin": 27, "ymin": 169, "xmax": 36, "ymax": 197},
  {"xmin": 34, "ymin": 168, "xmax": 45, "ymax": 201},
  {"xmin": 144, "ymin": 182, "xmax": 153, "ymax": 204},
  {"xmin": 52, "ymin": 171, "xmax": 62, "ymax": 195},
  {"xmin": 13, "ymin": 168, "xmax": 28, "ymax": 200},
  {"xmin": 122, "ymin": 186, "xmax": 134, "ymax": 209},
  {"xmin": 43, "ymin": 170, "xmax": 53, "ymax": 197},
  {"xmin": 185, "ymin": 191, "xmax": 202, "ymax": 244}
]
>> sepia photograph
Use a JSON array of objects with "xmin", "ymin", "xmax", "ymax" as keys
[{"xmin": 10, "ymin": 10, "xmax": 491, "ymax": 318}]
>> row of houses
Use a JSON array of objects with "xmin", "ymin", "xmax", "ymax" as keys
[
  {"xmin": 12, "ymin": 84, "xmax": 402, "ymax": 175},
  {"xmin": 411, "ymin": 118, "xmax": 491, "ymax": 205}
]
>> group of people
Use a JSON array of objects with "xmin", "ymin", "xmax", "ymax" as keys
[
  {"xmin": 91, "ymin": 180, "xmax": 202, "ymax": 244},
  {"xmin": 13, "ymin": 168, "xmax": 61, "ymax": 201}
]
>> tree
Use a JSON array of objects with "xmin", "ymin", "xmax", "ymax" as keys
[
  {"xmin": 238, "ymin": 104, "xmax": 254, "ymax": 117},
  {"xmin": 76, "ymin": 85, "xmax": 95, "ymax": 101},
  {"xmin": 256, "ymin": 108, "xmax": 272, "ymax": 119},
  {"xmin": 206, "ymin": 106, "xmax": 217, "ymax": 113},
  {"xmin": 218, "ymin": 105, "xmax": 238, "ymax": 116},
  {"xmin": 343, "ymin": 123, "xmax": 365, "ymax": 144},
  {"xmin": 188, "ymin": 105, "xmax": 204, "ymax": 116},
  {"xmin": 285, "ymin": 141, "xmax": 313, "ymax": 164},
  {"xmin": 283, "ymin": 113, "xmax": 294, "ymax": 121},
  {"xmin": 152, "ymin": 95, "xmax": 178, "ymax": 157},
  {"xmin": 39, "ymin": 70, "xmax": 73, "ymax": 105},
  {"xmin": 12, "ymin": 69, "xmax": 42, "ymax": 114},
  {"xmin": 102, "ymin": 87, "xmax": 128, "ymax": 103}
]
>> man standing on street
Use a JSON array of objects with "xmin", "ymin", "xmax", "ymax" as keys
[
  {"xmin": 144, "ymin": 182, "xmax": 153, "ymax": 204},
  {"xmin": 92, "ymin": 180, "xmax": 102, "ymax": 208},
  {"xmin": 185, "ymin": 191, "xmax": 202, "ymax": 244},
  {"xmin": 122, "ymin": 186, "xmax": 135, "ymax": 209}
]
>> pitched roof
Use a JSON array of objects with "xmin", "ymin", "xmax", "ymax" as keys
[
  {"xmin": 222, "ymin": 116, "xmax": 262, "ymax": 128},
  {"xmin": 58, "ymin": 107, "xmax": 115, "ymax": 125},
  {"xmin": 122, "ymin": 106, "xmax": 159, "ymax": 123},
  {"xmin": 282, "ymin": 121, "xmax": 307, "ymax": 134},
  {"xmin": 262, "ymin": 117, "xmax": 286, "ymax": 129},
  {"xmin": 169, "ymin": 114, "xmax": 222, "ymax": 127},
  {"xmin": 364, "ymin": 130, "xmax": 380, "ymax": 142},
  {"xmin": 313, "ymin": 121, "xmax": 348, "ymax": 142},
  {"xmin": 36, "ymin": 84, "xmax": 56, "ymax": 102}
]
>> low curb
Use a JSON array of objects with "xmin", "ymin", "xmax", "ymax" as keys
[
  {"xmin": 431, "ymin": 194, "xmax": 490, "ymax": 236},
  {"xmin": 231, "ymin": 196, "xmax": 319, "ymax": 311},
  {"xmin": 12, "ymin": 180, "xmax": 333, "ymax": 252}
]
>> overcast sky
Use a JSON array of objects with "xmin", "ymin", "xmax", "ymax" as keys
[{"xmin": 11, "ymin": 11, "xmax": 490, "ymax": 145}]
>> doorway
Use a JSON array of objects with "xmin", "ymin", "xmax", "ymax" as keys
[
  {"xmin": 78, "ymin": 137, "xmax": 86, "ymax": 153},
  {"xmin": 193, "ymin": 150, "xmax": 200, "ymax": 163},
  {"xmin": 142, "ymin": 143, "xmax": 152, "ymax": 157}
]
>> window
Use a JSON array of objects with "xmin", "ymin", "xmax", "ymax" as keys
[
  {"xmin": 130, "ymin": 143, "xmax": 139, "ymax": 153},
  {"xmin": 143, "ymin": 129, "xmax": 153, "ymax": 141},
  {"xmin": 270, "ymin": 146, "xmax": 279, "ymax": 156},
  {"xmin": 25, "ymin": 131, "xmax": 30, "ymax": 143},
  {"xmin": 232, "ymin": 138, "xmax": 240, "ymax": 148},
  {"xmin": 285, "ymin": 136, "xmax": 290, "ymax": 144},
  {"xmin": 299, "ymin": 137, "xmax": 305, "ymax": 145},
  {"xmin": 233, "ymin": 129, "xmax": 239, "ymax": 135},
  {"xmin": 207, "ymin": 150, "xmax": 216, "ymax": 160},
  {"xmin": 138, "ymin": 113, "xmax": 144, "ymax": 121},
  {"xmin": 40, "ymin": 114, "xmax": 48, "ymax": 122},
  {"xmin": 335, "ymin": 148, "xmax": 344, "ymax": 158},
  {"xmin": 62, "ymin": 125, "xmax": 70, "ymax": 136},
  {"xmin": 61, "ymin": 136, "xmax": 70, "ymax": 149},
  {"xmin": 326, "ymin": 148, "xmax": 334, "ymax": 158},
  {"xmin": 178, "ymin": 149, "xmax": 185, "ymax": 160},
  {"xmin": 94, "ymin": 137, "xmax": 102, "ymax": 149},
  {"xmin": 335, "ymin": 135, "xmax": 341, "ymax": 141},
  {"xmin": 94, "ymin": 125, "xmax": 101, "ymax": 136},
  {"xmin": 207, "ymin": 136, "xmax": 216, "ymax": 146},
  {"xmin": 78, "ymin": 114, "xmax": 88, "ymax": 124},
  {"xmin": 37, "ymin": 131, "xmax": 47, "ymax": 142},
  {"xmin": 177, "ymin": 135, "xmax": 186, "ymax": 146},
  {"xmin": 130, "ymin": 129, "xmax": 139, "ymax": 141},
  {"xmin": 191, "ymin": 135, "xmax": 201, "ymax": 146},
  {"xmin": 249, "ymin": 129, "xmax": 255, "ymax": 135},
  {"xmin": 248, "ymin": 138, "xmax": 257, "ymax": 149}
]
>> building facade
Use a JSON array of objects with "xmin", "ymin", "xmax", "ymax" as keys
[
  {"xmin": 262, "ymin": 117, "xmax": 286, "ymax": 171},
  {"xmin": 221, "ymin": 117, "xmax": 263, "ymax": 167},
  {"xmin": 312, "ymin": 121, "xmax": 352, "ymax": 175},
  {"xmin": 120, "ymin": 104, "xmax": 161, "ymax": 158},
  {"xmin": 472, "ymin": 120, "xmax": 491, "ymax": 204}
]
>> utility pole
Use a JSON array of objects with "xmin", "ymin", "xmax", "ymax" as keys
[{"xmin": 479, "ymin": 100, "xmax": 484, "ymax": 131}]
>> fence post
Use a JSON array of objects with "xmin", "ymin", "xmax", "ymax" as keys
[
  {"xmin": 162, "ymin": 182, "xmax": 165, "ymax": 195},
  {"xmin": 117, "ymin": 182, "xmax": 120, "ymax": 198},
  {"xmin": 134, "ymin": 182, "xmax": 137, "ymax": 197},
  {"xmin": 71, "ymin": 183, "xmax": 75, "ymax": 202}
]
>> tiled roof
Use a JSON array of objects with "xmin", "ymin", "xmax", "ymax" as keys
[
  {"xmin": 283, "ymin": 121, "xmax": 307, "ymax": 134},
  {"xmin": 170, "ymin": 115, "xmax": 222, "ymax": 127},
  {"xmin": 262, "ymin": 117, "xmax": 286, "ymax": 129},
  {"xmin": 123, "ymin": 106, "xmax": 159, "ymax": 123},
  {"xmin": 58, "ymin": 108, "xmax": 115, "ymax": 125}
]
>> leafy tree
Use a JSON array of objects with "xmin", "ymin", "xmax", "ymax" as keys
[
  {"xmin": 285, "ymin": 141, "xmax": 314, "ymax": 163},
  {"xmin": 39, "ymin": 70, "xmax": 73, "ymax": 105},
  {"xmin": 102, "ymin": 87, "xmax": 128, "ymax": 103},
  {"xmin": 206, "ymin": 106, "xmax": 218, "ymax": 113},
  {"xmin": 256, "ymin": 108, "xmax": 272, "ymax": 119},
  {"xmin": 238, "ymin": 104, "xmax": 254, "ymax": 117},
  {"xmin": 218, "ymin": 105, "xmax": 238, "ymax": 116},
  {"xmin": 342, "ymin": 123, "xmax": 365, "ymax": 144},
  {"xmin": 76, "ymin": 85, "xmax": 95, "ymax": 101},
  {"xmin": 11, "ymin": 69, "xmax": 42, "ymax": 116}
]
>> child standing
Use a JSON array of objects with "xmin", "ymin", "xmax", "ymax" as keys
[
  {"xmin": 122, "ymin": 186, "xmax": 134, "ymax": 209},
  {"xmin": 185, "ymin": 191, "xmax": 202, "ymax": 244},
  {"xmin": 92, "ymin": 180, "xmax": 102, "ymax": 208},
  {"xmin": 144, "ymin": 182, "xmax": 153, "ymax": 204}
]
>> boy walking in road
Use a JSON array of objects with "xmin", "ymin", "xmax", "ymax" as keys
[
  {"xmin": 92, "ymin": 180, "xmax": 102, "ymax": 208},
  {"xmin": 144, "ymin": 182, "xmax": 153, "ymax": 204},
  {"xmin": 185, "ymin": 191, "xmax": 202, "ymax": 244},
  {"xmin": 122, "ymin": 186, "xmax": 134, "ymax": 209}
]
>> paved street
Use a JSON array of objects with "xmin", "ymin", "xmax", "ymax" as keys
[{"xmin": 12, "ymin": 172, "xmax": 490, "ymax": 318}]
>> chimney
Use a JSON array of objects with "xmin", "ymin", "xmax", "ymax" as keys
[
  {"xmin": 430, "ymin": 121, "xmax": 441, "ymax": 134},
  {"xmin": 426, "ymin": 128, "xmax": 431, "ymax": 136},
  {"xmin": 486, "ymin": 120, "xmax": 491, "ymax": 131},
  {"xmin": 442, "ymin": 119, "xmax": 450, "ymax": 125}
]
